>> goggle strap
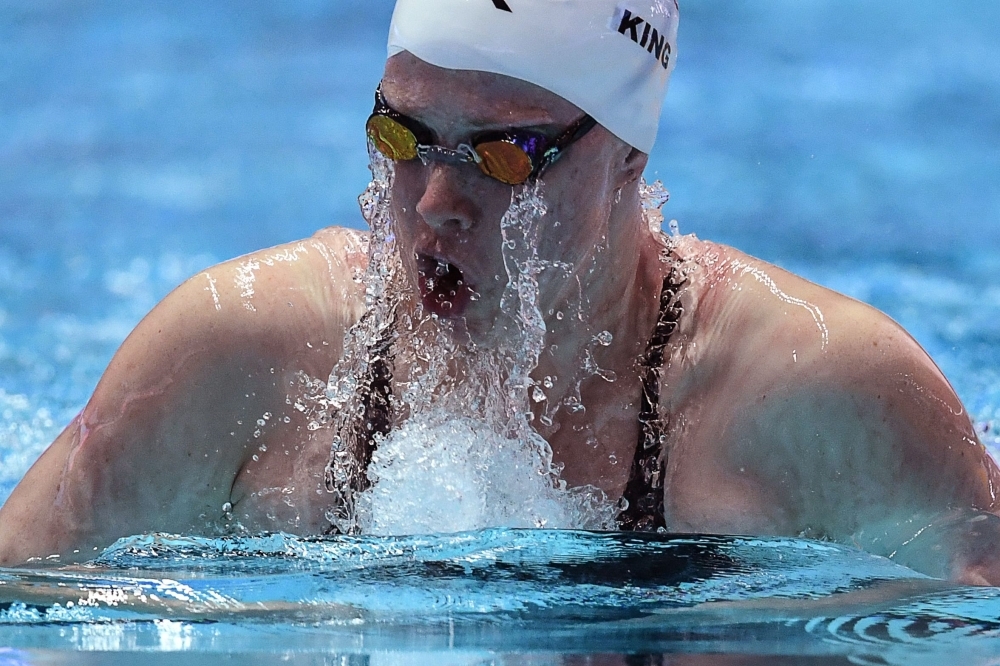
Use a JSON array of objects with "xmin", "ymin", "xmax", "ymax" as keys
[{"xmin": 538, "ymin": 115, "xmax": 598, "ymax": 174}]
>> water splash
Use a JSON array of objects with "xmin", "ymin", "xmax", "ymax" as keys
[
  {"xmin": 640, "ymin": 178, "xmax": 671, "ymax": 235},
  {"xmin": 317, "ymin": 165, "xmax": 694, "ymax": 536},
  {"xmin": 322, "ymin": 147, "xmax": 404, "ymax": 534},
  {"xmin": 321, "ymin": 151, "xmax": 617, "ymax": 535},
  {"xmin": 354, "ymin": 414, "xmax": 614, "ymax": 534}
]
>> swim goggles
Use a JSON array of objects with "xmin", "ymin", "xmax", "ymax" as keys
[{"xmin": 366, "ymin": 84, "xmax": 598, "ymax": 186}]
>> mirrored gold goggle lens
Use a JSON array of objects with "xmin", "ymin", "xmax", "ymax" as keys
[
  {"xmin": 476, "ymin": 140, "xmax": 535, "ymax": 185},
  {"xmin": 366, "ymin": 115, "xmax": 419, "ymax": 161}
]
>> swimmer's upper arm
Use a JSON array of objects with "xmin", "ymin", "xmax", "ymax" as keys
[
  {"xmin": 0, "ymin": 228, "xmax": 367, "ymax": 564},
  {"xmin": 673, "ymin": 251, "xmax": 1000, "ymax": 578}
]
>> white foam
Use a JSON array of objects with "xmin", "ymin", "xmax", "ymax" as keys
[{"xmin": 355, "ymin": 410, "xmax": 616, "ymax": 535}]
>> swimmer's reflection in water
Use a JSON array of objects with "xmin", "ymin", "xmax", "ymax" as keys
[{"xmin": 3, "ymin": 0, "xmax": 1000, "ymax": 586}]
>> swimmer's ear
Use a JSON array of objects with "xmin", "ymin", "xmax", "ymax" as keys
[{"xmin": 620, "ymin": 148, "xmax": 648, "ymax": 186}]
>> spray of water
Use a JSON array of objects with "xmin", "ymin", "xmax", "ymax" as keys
[
  {"xmin": 319, "ymin": 148, "xmax": 622, "ymax": 535},
  {"xmin": 321, "ymin": 148, "xmax": 406, "ymax": 534}
]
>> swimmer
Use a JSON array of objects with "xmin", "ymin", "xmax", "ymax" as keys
[{"xmin": 3, "ymin": 0, "xmax": 1000, "ymax": 584}]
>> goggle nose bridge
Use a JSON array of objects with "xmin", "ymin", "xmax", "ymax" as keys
[{"xmin": 416, "ymin": 143, "xmax": 482, "ymax": 167}]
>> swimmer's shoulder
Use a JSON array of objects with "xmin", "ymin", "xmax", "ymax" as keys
[
  {"xmin": 99, "ymin": 223, "xmax": 373, "ymax": 411},
  {"xmin": 0, "ymin": 227, "xmax": 374, "ymax": 564},
  {"xmin": 147, "ymin": 225, "xmax": 370, "ymax": 349},
  {"xmin": 669, "ymin": 237, "xmax": 937, "ymax": 384},
  {"xmin": 664, "ymin": 238, "xmax": 998, "ymax": 535}
]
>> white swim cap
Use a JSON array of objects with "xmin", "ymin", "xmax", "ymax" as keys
[{"xmin": 387, "ymin": 0, "xmax": 679, "ymax": 154}]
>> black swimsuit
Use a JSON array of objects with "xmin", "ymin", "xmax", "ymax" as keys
[
  {"xmin": 335, "ymin": 262, "xmax": 686, "ymax": 533},
  {"xmin": 617, "ymin": 262, "xmax": 686, "ymax": 531}
]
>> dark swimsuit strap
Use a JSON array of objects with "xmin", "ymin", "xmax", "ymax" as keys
[
  {"xmin": 355, "ymin": 335, "xmax": 394, "ymax": 491},
  {"xmin": 322, "ymin": 324, "xmax": 394, "ymax": 536},
  {"xmin": 616, "ymin": 262, "xmax": 687, "ymax": 532},
  {"xmin": 334, "ymin": 258, "xmax": 685, "ymax": 534}
]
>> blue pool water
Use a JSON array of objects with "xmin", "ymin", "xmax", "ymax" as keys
[{"xmin": 2, "ymin": 0, "xmax": 1000, "ymax": 662}]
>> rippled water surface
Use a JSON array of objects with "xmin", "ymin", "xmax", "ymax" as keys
[
  {"xmin": 2, "ymin": 0, "xmax": 1000, "ymax": 662},
  {"xmin": 4, "ymin": 530, "xmax": 1000, "ymax": 664}
]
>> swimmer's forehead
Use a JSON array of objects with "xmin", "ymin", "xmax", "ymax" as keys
[{"xmin": 382, "ymin": 52, "xmax": 583, "ymax": 133}]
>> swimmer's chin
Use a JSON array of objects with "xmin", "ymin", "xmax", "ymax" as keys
[{"xmin": 414, "ymin": 300, "xmax": 508, "ymax": 348}]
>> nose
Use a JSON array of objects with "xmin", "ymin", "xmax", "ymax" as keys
[{"xmin": 415, "ymin": 164, "xmax": 480, "ymax": 233}]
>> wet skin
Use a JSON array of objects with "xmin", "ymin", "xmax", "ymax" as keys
[{"xmin": 3, "ymin": 54, "xmax": 1000, "ymax": 584}]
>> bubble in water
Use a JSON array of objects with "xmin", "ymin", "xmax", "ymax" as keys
[
  {"xmin": 596, "ymin": 330, "xmax": 613, "ymax": 346},
  {"xmin": 564, "ymin": 396, "xmax": 586, "ymax": 414},
  {"xmin": 531, "ymin": 386, "xmax": 547, "ymax": 403}
]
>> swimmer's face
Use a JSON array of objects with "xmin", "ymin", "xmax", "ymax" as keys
[{"xmin": 381, "ymin": 53, "xmax": 642, "ymax": 342}]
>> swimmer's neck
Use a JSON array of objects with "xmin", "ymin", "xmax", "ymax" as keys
[{"xmin": 533, "ymin": 176, "xmax": 667, "ymax": 413}]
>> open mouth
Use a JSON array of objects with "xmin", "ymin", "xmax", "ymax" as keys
[{"xmin": 416, "ymin": 253, "xmax": 475, "ymax": 318}]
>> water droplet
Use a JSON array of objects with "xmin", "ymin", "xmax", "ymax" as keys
[
  {"xmin": 596, "ymin": 330, "xmax": 613, "ymax": 346},
  {"xmin": 555, "ymin": 311, "xmax": 564, "ymax": 321},
  {"xmin": 531, "ymin": 386, "xmax": 546, "ymax": 403},
  {"xmin": 543, "ymin": 376, "xmax": 554, "ymax": 389}
]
